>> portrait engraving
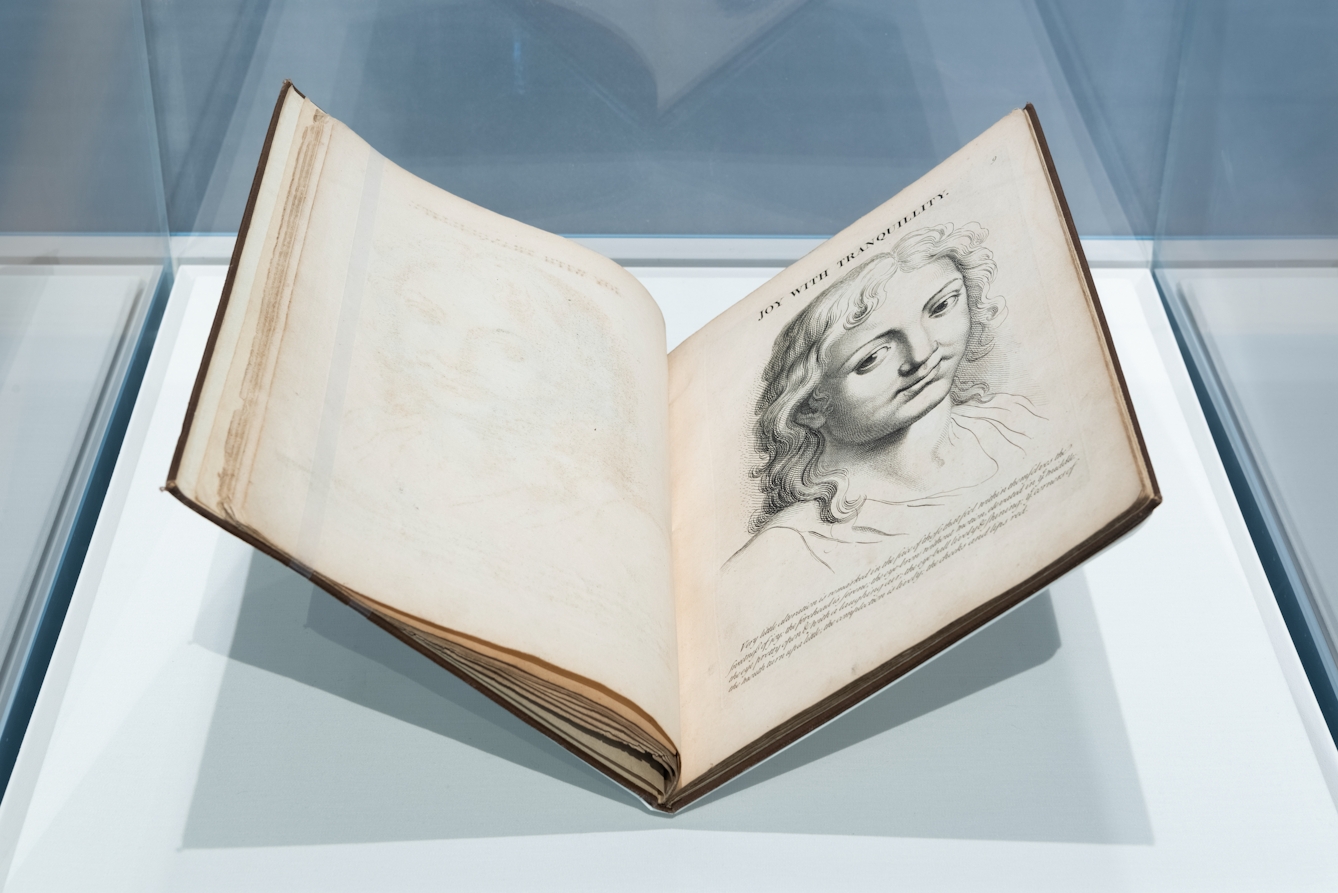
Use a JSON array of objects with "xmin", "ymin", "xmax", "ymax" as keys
[{"xmin": 726, "ymin": 223, "xmax": 1046, "ymax": 575}]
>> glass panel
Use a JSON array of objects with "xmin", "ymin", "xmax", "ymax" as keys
[
  {"xmin": 0, "ymin": 267, "xmax": 156, "ymax": 691},
  {"xmin": 1153, "ymin": 0, "xmax": 1338, "ymax": 727},
  {"xmin": 142, "ymin": 0, "xmax": 1170, "ymax": 237},
  {"xmin": 0, "ymin": 1, "xmax": 167, "ymax": 239},
  {"xmin": 1177, "ymin": 270, "xmax": 1338, "ymax": 636},
  {"xmin": 0, "ymin": 0, "xmax": 169, "ymax": 776},
  {"xmin": 1032, "ymin": 0, "xmax": 1190, "ymax": 236},
  {"xmin": 1157, "ymin": 0, "xmax": 1338, "ymax": 238}
]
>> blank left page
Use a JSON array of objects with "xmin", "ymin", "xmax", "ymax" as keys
[{"xmin": 171, "ymin": 89, "xmax": 682, "ymax": 746}]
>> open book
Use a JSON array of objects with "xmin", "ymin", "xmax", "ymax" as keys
[{"xmin": 167, "ymin": 82, "xmax": 1159, "ymax": 812}]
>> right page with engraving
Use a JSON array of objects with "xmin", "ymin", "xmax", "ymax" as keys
[{"xmin": 667, "ymin": 108, "xmax": 1157, "ymax": 794}]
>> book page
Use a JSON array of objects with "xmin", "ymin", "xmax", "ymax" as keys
[
  {"xmin": 172, "ymin": 90, "xmax": 682, "ymax": 746},
  {"xmin": 668, "ymin": 110, "xmax": 1153, "ymax": 787}
]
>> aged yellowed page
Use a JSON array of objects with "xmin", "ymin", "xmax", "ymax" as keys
[
  {"xmin": 668, "ymin": 109, "xmax": 1153, "ymax": 788},
  {"xmin": 172, "ymin": 89, "xmax": 682, "ymax": 749}
]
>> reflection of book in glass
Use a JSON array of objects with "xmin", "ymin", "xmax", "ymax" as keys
[{"xmin": 167, "ymin": 81, "xmax": 1159, "ymax": 812}]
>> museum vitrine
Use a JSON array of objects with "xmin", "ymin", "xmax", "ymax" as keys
[{"xmin": 0, "ymin": 1, "xmax": 1335, "ymax": 888}]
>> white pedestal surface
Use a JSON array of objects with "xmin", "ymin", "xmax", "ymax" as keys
[{"xmin": 0, "ymin": 264, "xmax": 1335, "ymax": 891}]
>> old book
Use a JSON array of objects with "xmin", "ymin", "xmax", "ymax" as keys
[{"xmin": 167, "ymin": 81, "xmax": 1159, "ymax": 812}]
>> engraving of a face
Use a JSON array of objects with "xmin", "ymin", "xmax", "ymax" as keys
[{"xmin": 802, "ymin": 258, "xmax": 972, "ymax": 447}]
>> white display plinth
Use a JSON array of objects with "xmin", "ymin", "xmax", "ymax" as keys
[{"xmin": 0, "ymin": 262, "xmax": 1334, "ymax": 891}]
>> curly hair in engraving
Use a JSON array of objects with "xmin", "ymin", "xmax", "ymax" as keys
[{"xmin": 749, "ymin": 223, "xmax": 1006, "ymax": 533}]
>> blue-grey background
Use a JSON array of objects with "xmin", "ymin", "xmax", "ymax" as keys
[{"xmin": 2, "ymin": 0, "xmax": 1335, "ymax": 239}]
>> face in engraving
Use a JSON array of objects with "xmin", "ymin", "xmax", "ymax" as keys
[
  {"xmin": 738, "ymin": 222, "xmax": 1038, "ymax": 565},
  {"xmin": 798, "ymin": 258, "xmax": 971, "ymax": 449}
]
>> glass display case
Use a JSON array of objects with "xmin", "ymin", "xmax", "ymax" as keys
[
  {"xmin": 0, "ymin": 0, "xmax": 170, "ymax": 788},
  {"xmin": 1, "ymin": 1, "xmax": 1335, "ymax": 887},
  {"xmin": 1145, "ymin": 0, "xmax": 1338, "ymax": 734}
]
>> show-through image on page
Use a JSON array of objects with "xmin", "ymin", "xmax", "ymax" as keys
[{"xmin": 727, "ymin": 222, "xmax": 1047, "ymax": 577}]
